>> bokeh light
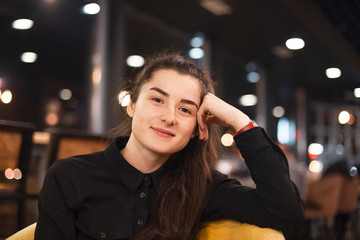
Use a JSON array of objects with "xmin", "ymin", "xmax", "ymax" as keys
[
  {"xmin": 1, "ymin": 90, "xmax": 12, "ymax": 104},
  {"xmin": 309, "ymin": 160, "xmax": 323, "ymax": 173},
  {"xmin": 5, "ymin": 168, "xmax": 14, "ymax": 179},
  {"xmin": 45, "ymin": 112, "xmax": 59, "ymax": 126},
  {"xmin": 285, "ymin": 37, "xmax": 305, "ymax": 50},
  {"xmin": 326, "ymin": 67, "xmax": 341, "ymax": 79},
  {"xmin": 221, "ymin": 133, "xmax": 234, "ymax": 147},
  {"xmin": 338, "ymin": 111, "xmax": 350, "ymax": 124},
  {"xmin": 239, "ymin": 94, "xmax": 257, "ymax": 106},
  {"xmin": 189, "ymin": 48, "xmax": 204, "ymax": 59},
  {"xmin": 272, "ymin": 106, "xmax": 285, "ymax": 118},
  {"xmin": 12, "ymin": 19, "xmax": 34, "ymax": 30},
  {"xmin": 246, "ymin": 72, "xmax": 260, "ymax": 83},
  {"xmin": 82, "ymin": 3, "xmax": 100, "ymax": 15},
  {"xmin": 13, "ymin": 168, "xmax": 22, "ymax": 180},
  {"xmin": 308, "ymin": 143, "xmax": 324, "ymax": 159},
  {"xmin": 126, "ymin": 55, "xmax": 145, "ymax": 67},
  {"xmin": 21, "ymin": 52, "xmax": 37, "ymax": 63}
]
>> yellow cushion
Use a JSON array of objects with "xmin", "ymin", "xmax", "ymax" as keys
[
  {"xmin": 198, "ymin": 220, "xmax": 285, "ymax": 240},
  {"xmin": 6, "ymin": 223, "xmax": 36, "ymax": 240},
  {"xmin": 6, "ymin": 221, "xmax": 284, "ymax": 240}
]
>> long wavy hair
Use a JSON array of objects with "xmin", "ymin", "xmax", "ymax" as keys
[{"xmin": 109, "ymin": 52, "xmax": 222, "ymax": 239}]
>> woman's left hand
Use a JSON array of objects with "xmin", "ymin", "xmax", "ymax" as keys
[{"xmin": 197, "ymin": 93, "xmax": 252, "ymax": 141}]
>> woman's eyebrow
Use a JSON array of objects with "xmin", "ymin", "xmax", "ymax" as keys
[
  {"xmin": 180, "ymin": 99, "xmax": 199, "ymax": 110},
  {"xmin": 149, "ymin": 87, "xmax": 199, "ymax": 109},
  {"xmin": 149, "ymin": 87, "xmax": 169, "ymax": 97}
]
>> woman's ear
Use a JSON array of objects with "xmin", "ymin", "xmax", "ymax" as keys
[
  {"xmin": 191, "ymin": 126, "xmax": 199, "ymax": 139},
  {"xmin": 126, "ymin": 98, "xmax": 135, "ymax": 118}
]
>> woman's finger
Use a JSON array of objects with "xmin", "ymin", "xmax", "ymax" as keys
[{"xmin": 197, "ymin": 110, "xmax": 209, "ymax": 140}]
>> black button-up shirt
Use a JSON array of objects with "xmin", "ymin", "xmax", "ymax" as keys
[{"xmin": 35, "ymin": 128, "xmax": 304, "ymax": 240}]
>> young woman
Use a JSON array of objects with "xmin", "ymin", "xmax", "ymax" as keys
[{"xmin": 35, "ymin": 53, "xmax": 304, "ymax": 240}]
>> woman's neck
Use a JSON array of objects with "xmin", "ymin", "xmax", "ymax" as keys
[{"xmin": 120, "ymin": 135, "xmax": 170, "ymax": 174}]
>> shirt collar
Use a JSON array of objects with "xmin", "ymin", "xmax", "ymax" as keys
[{"xmin": 103, "ymin": 137, "xmax": 168, "ymax": 192}]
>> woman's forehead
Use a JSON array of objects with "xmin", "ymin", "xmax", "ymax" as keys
[{"xmin": 141, "ymin": 69, "xmax": 202, "ymax": 101}]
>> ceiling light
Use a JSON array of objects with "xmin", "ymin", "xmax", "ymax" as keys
[
  {"xmin": 59, "ymin": 89, "xmax": 72, "ymax": 101},
  {"xmin": 1, "ymin": 90, "xmax": 12, "ymax": 104},
  {"xmin": 326, "ymin": 67, "xmax": 341, "ymax": 78},
  {"xmin": 189, "ymin": 48, "xmax": 204, "ymax": 59},
  {"xmin": 238, "ymin": 94, "xmax": 257, "ymax": 106},
  {"xmin": 126, "ymin": 55, "xmax": 144, "ymax": 67},
  {"xmin": 338, "ymin": 111, "xmax": 350, "ymax": 124},
  {"xmin": 272, "ymin": 106, "xmax": 285, "ymax": 118},
  {"xmin": 354, "ymin": 88, "xmax": 360, "ymax": 98},
  {"xmin": 190, "ymin": 32, "xmax": 205, "ymax": 48},
  {"xmin": 285, "ymin": 37, "xmax": 305, "ymax": 50},
  {"xmin": 82, "ymin": 3, "xmax": 100, "ymax": 15},
  {"xmin": 246, "ymin": 72, "xmax": 260, "ymax": 83},
  {"xmin": 21, "ymin": 52, "xmax": 37, "ymax": 63},
  {"xmin": 308, "ymin": 143, "xmax": 324, "ymax": 156},
  {"xmin": 12, "ymin": 19, "xmax": 34, "ymax": 30},
  {"xmin": 199, "ymin": 0, "xmax": 232, "ymax": 16}
]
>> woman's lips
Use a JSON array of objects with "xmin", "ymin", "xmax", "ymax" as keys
[{"xmin": 151, "ymin": 127, "xmax": 175, "ymax": 138}]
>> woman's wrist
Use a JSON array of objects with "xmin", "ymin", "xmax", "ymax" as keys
[
  {"xmin": 231, "ymin": 114, "xmax": 251, "ymax": 131},
  {"xmin": 234, "ymin": 120, "xmax": 258, "ymax": 136}
]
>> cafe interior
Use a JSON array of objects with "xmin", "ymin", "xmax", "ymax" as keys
[{"xmin": 1, "ymin": 0, "xmax": 360, "ymax": 239}]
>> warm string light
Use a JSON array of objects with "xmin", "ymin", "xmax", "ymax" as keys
[{"xmin": 0, "ymin": 89, "xmax": 13, "ymax": 104}]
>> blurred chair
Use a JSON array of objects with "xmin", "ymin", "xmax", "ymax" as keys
[
  {"xmin": 198, "ymin": 220, "xmax": 284, "ymax": 240},
  {"xmin": 337, "ymin": 175, "xmax": 360, "ymax": 214},
  {"xmin": 5, "ymin": 222, "xmax": 36, "ymax": 240},
  {"xmin": 45, "ymin": 128, "xmax": 110, "ymax": 170},
  {"xmin": 335, "ymin": 175, "xmax": 360, "ymax": 240},
  {"xmin": 0, "ymin": 120, "xmax": 36, "ymax": 233},
  {"xmin": 305, "ymin": 173, "xmax": 344, "ymax": 239},
  {"xmin": 6, "ymin": 221, "xmax": 284, "ymax": 240}
]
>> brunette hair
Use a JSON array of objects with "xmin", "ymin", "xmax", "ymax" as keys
[{"xmin": 110, "ymin": 52, "xmax": 222, "ymax": 239}]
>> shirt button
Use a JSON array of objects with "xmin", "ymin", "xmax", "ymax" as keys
[
  {"xmin": 139, "ymin": 192, "xmax": 146, "ymax": 198},
  {"xmin": 100, "ymin": 232, "xmax": 106, "ymax": 239},
  {"xmin": 137, "ymin": 219, "xmax": 144, "ymax": 225}
]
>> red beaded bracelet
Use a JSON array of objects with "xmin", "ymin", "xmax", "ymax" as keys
[{"xmin": 235, "ymin": 120, "xmax": 257, "ymax": 136}]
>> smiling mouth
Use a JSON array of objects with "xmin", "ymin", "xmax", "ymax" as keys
[{"xmin": 151, "ymin": 127, "xmax": 175, "ymax": 138}]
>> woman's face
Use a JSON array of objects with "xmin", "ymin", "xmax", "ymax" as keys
[{"xmin": 127, "ymin": 69, "xmax": 201, "ymax": 157}]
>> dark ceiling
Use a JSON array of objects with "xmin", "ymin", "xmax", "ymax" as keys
[
  {"xmin": 0, "ymin": 0, "xmax": 360, "ymax": 127},
  {"xmin": 129, "ymin": 0, "xmax": 360, "ymax": 102}
]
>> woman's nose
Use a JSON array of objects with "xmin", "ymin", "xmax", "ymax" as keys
[{"xmin": 160, "ymin": 108, "xmax": 177, "ymax": 125}]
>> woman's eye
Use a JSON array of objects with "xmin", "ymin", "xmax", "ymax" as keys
[
  {"xmin": 180, "ymin": 107, "xmax": 192, "ymax": 114},
  {"xmin": 151, "ymin": 97, "xmax": 162, "ymax": 103}
]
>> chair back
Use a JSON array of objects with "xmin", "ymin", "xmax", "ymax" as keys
[
  {"xmin": 197, "ymin": 220, "xmax": 285, "ymax": 240},
  {"xmin": 337, "ymin": 176, "xmax": 360, "ymax": 214},
  {"xmin": 45, "ymin": 129, "xmax": 109, "ymax": 169},
  {"xmin": 6, "ymin": 222, "xmax": 36, "ymax": 240},
  {"xmin": 305, "ymin": 173, "xmax": 343, "ymax": 219},
  {"xmin": 0, "ymin": 120, "xmax": 36, "ymax": 232},
  {"xmin": 7, "ymin": 221, "xmax": 284, "ymax": 240}
]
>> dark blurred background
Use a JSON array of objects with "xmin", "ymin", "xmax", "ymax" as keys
[
  {"xmin": 1, "ymin": 0, "xmax": 360, "ymax": 175},
  {"xmin": 1, "ymin": 0, "xmax": 360, "ymax": 170},
  {"xmin": 0, "ymin": 0, "xmax": 359, "ymax": 127}
]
